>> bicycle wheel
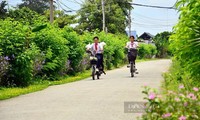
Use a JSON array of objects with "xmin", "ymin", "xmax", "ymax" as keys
[
  {"xmin": 92, "ymin": 66, "xmax": 95, "ymax": 80},
  {"xmin": 130, "ymin": 63, "xmax": 134, "ymax": 77},
  {"xmin": 97, "ymin": 73, "xmax": 100, "ymax": 79}
]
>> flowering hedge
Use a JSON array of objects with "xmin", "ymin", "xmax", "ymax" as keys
[{"xmin": 139, "ymin": 85, "xmax": 200, "ymax": 120}]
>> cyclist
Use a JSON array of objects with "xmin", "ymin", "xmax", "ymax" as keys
[
  {"xmin": 86, "ymin": 36, "xmax": 106, "ymax": 74},
  {"xmin": 125, "ymin": 35, "xmax": 139, "ymax": 68}
]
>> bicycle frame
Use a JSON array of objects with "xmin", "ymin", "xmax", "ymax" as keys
[
  {"xmin": 87, "ymin": 50, "xmax": 101, "ymax": 80},
  {"xmin": 128, "ymin": 48, "xmax": 138, "ymax": 77}
]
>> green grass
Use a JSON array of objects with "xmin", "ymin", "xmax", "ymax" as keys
[
  {"xmin": 0, "ymin": 58, "xmax": 161, "ymax": 100},
  {"xmin": 0, "ymin": 84, "xmax": 49, "ymax": 100},
  {"xmin": 0, "ymin": 71, "xmax": 90, "ymax": 100}
]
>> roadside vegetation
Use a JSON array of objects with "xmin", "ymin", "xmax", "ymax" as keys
[{"xmin": 140, "ymin": 0, "xmax": 200, "ymax": 119}]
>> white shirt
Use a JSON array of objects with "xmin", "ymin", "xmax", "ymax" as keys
[
  {"xmin": 126, "ymin": 41, "xmax": 139, "ymax": 49},
  {"xmin": 91, "ymin": 43, "xmax": 103, "ymax": 54}
]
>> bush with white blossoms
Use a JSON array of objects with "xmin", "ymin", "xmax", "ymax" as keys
[{"xmin": 139, "ymin": 84, "xmax": 200, "ymax": 120}]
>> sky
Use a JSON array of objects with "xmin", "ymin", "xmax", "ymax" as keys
[{"xmin": 5, "ymin": 0, "xmax": 179, "ymax": 36}]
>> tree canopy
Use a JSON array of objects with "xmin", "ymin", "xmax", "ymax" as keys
[
  {"xmin": 18, "ymin": 0, "xmax": 49, "ymax": 14},
  {"xmin": 75, "ymin": 0, "xmax": 133, "ymax": 34},
  {"xmin": 44, "ymin": 10, "xmax": 77, "ymax": 28}
]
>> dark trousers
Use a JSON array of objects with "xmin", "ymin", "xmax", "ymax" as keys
[{"xmin": 96, "ymin": 53, "xmax": 104, "ymax": 70}]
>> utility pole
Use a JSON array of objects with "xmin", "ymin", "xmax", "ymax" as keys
[
  {"xmin": 128, "ymin": 9, "xmax": 131, "ymax": 36},
  {"xmin": 50, "ymin": 0, "xmax": 54, "ymax": 24},
  {"xmin": 101, "ymin": 0, "xmax": 106, "ymax": 32}
]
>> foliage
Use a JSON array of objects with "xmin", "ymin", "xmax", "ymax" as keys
[
  {"xmin": 32, "ymin": 25, "xmax": 69, "ymax": 80},
  {"xmin": 98, "ymin": 32, "xmax": 127, "ymax": 68},
  {"xmin": 18, "ymin": 0, "xmax": 49, "ymax": 14},
  {"xmin": 0, "ymin": 1, "xmax": 7, "ymax": 19},
  {"xmin": 81, "ymin": 31, "xmax": 128, "ymax": 69},
  {"xmin": 139, "ymin": 85, "xmax": 200, "ymax": 120},
  {"xmin": 62, "ymin": 27, "xmax": 84, "ymax": 74},
  {"xmin": 0, "ymin": 56, "xmax": 10, "ymax": 85},
  {"xmin": 138, "ymin": 43, "xmax": 157, "ymax": 59},
  {"xmin": 154, "ymin": 31, "xmax": 172, "ymax": 58},
  {"xmin": 0, "ymin": 18, "xmax": 33, "ymax": 86},
  {"xmin": 143, "ymin": 1, "xmax": 200, "ymax": 119},
  {"xmin": 169, "ymin": 0, "xmax": 200, "ymax": 82},
  {"xmin": 8, "ymin": 7, "xmax": 47, "ymax": 25},
  {"xmin": 0, "ymin": 7, "xmax": 156, "ymax": 87},
  {"xmin": 0, "ymin": 16, "xmax": 130, "ymax": 86},
  {"xmin": 76, "ymin": 0, "xmax": 133, "ymax": 34},
  {"xmin": 44, "ymin": 10, "xmax": 77, "ymax": 28},
  {"xmin": 0, "ymin": 18, "xmax": 69, "ymax": 86}
]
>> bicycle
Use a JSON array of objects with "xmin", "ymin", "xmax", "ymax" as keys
[
  {"xmin": 128, "ymin": 48, "xmax": 138, "ymax": 77},
  {"xmin": 88, "ymin": 51, "xmax": 103, "ymax": 80}
]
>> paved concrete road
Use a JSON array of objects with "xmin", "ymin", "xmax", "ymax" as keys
[{"xmin": 0, "ymin": 59, "xmax": 171, "ymax": 120}]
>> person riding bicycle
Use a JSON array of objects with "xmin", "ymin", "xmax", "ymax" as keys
[
  {"xmin": 125, "ymin": 36, "xmax": 139, "ymax": 68},
  {"xmin": 86, "ymin": 36, "xmax": 106, "ymax": 74}
]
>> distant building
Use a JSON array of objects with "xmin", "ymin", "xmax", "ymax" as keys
[
  {"xmin": 126, "ymin": 30, "xmax": 137, "ymax": 39},
  {"xmin": 139, "ymin": 32, "xmax": 154, "ymax": 44}
]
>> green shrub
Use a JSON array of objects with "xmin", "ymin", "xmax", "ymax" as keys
[
  {"xmin": 0, "ymin": 18, "xmax": 70, "ymax": 86},
  {"xmin": 0, "ymin": 56, "xmax": 10, "ymax": 85},
  {"xmin": 138, "ymin": 43, "xmax": 157, "ymax": 59},
  {"xmin": 0, "ymin": 19, "xmax": 34, "ymax": 86},
  {"xmin": 62, "ymin": 27, "xmax": 84, "ymax": 74},
  {"xmin": 154, "ymin": 31, "xmax": 171, "ymax": 58},
  {"xmin": 0, "ymin": 8, "xmax": 157, "ymax": 87},
  {"xmin": 169, "ymin": 0, "xmax": 200, "ymax": 82},
  {"xmin": 33, "ymin": 25, "xmax": 69, "ymax": 80}
]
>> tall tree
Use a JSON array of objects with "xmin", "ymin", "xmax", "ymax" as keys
[
  {"xmin": 75, "ymin": 0, "xmax": 133, "ymax": 34},
  {"xmin": 18, "ymin": 0, "xmax": 49, "ymax": 14},
  {"xmin": 44, "ymin": 10, "xmax": 77, "ymax": 28},
  {"xmin": 0, "ymin": 1, "xmax": 7, "ymax": 19}
]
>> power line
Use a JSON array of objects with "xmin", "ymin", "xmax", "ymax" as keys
[
  {"xmin": 130, "ymin": 3, "xmax": 176, "ymax": 10},
  {"xmin": 73, "ymin": 0, "xmax": 83, "ymax": 5},
  {"xmin": 63, "ymin": 0, "xmax": 83, "ymax": 5},
  {"xmin": 132, "ymin": 21, "xmax": 176, "ymax": 27},
  {"xmin": 134, "ymin": 26, "xmax": 173, "ymax": 30},
  {"xmin": 132, "ymin": 11, "xmax": 178, "ymax": 21},
  {"xmin": 133, "ymin": 21, "xmax": 176, "ymax": 26},
  {"xmin": 173, "ymin": 0, "xmax": 179, "ymax": 7},
  {"xmin": 58, "ymin": 0, "xmax": 76, "ymax": 11},
  {"xmin": 133, "ymin": 23, "xmax": 174, "ymax": 28},
  {"xmin": 132, "ymin": 16, "xmax": 177, "ymax": 23},
  {"xmin": 56, "ymin": 0, "xmax": 75, "ymax": 13}
]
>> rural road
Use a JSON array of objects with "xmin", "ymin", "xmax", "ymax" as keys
[{"xmin": 0, "ymin": 59, "xmax": 171, "ymax": 120}]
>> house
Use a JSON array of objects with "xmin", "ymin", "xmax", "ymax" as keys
[{"xmin": 139, "ymin": 32, "xmax": 154, "ymax": 44}]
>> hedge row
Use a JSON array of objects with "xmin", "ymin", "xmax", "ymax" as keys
[{"xmin": 0, "ymin": 18, "xmax": 157, "ymax": 87}]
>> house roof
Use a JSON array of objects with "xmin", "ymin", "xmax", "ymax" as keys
[{"xmin": 139, "ymin": 32, "xmax": 154, "ymax": 40}]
